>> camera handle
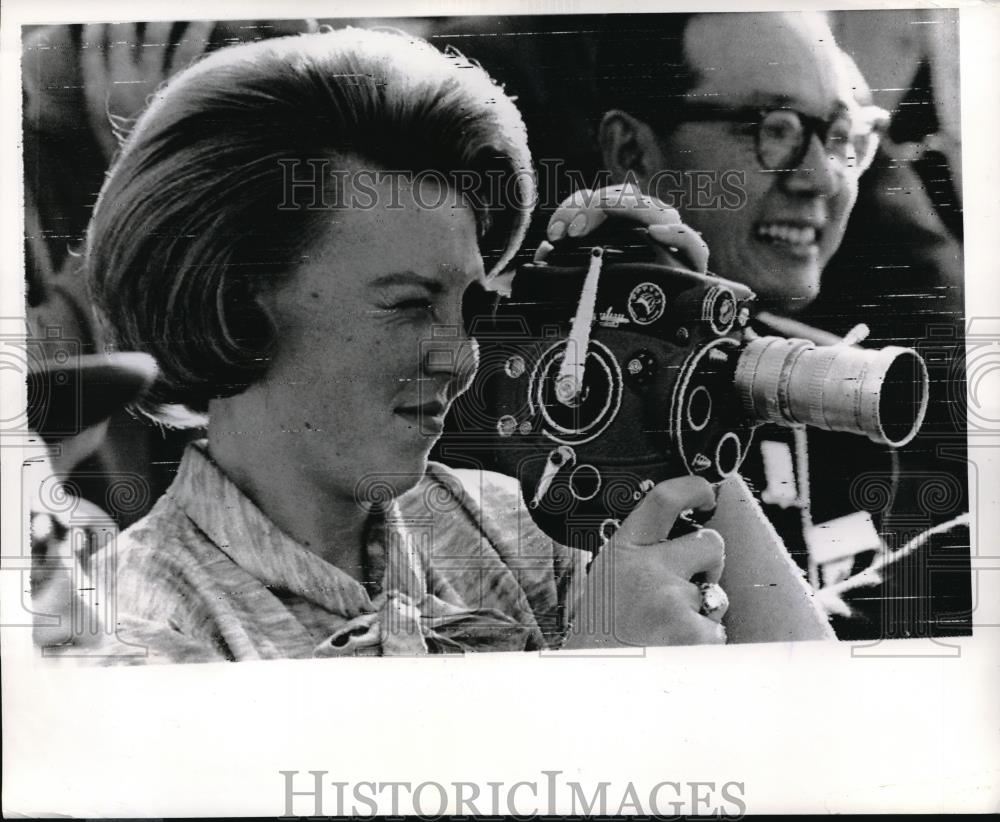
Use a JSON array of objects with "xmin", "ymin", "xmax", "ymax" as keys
[{"xmin": 554, "ymin": 247, "xmax": 605, "ymax": 406}]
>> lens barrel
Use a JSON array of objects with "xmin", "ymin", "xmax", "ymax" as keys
[{"xmin": 733, "ymin": 336, "xmax": 929, "ymax": 447}]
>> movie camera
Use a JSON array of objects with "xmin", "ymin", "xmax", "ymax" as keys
[{"xmin": 451, "ymin": 218, "xmax": 929, "ymax": 549}]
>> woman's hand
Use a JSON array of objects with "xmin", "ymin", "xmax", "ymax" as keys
[
  {"xmin": 539, "ymin": 184, "xmax": 710, "ymax": 273},
  {"xmin": 563, "ymin": 476, "xmax": 728, "ymax": 648},
  {"xmin": 531, "ymin": 186, "xmax": 722, "ymax": 647}
]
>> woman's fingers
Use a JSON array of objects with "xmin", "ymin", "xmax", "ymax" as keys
[
  {"xmin": 565, "ymin": 476, "xmax": 728, "ymax": 648},
  {"xmin": 565, "ymin": 549, "xmax": 728, "ymax": 648},
  {"xmin": 614, "ymin": 475, "xmax": 717, "ymax": 547},
  {"xmin": 665, "ymin": 528, "xmax": 726, "ymax": 585},
  {"xmin": 618, "ymin": 526, "xmax": 726, "ymax": 595}
]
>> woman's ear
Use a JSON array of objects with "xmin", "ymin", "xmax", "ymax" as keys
[{"xmin": 598, "ymin": 110, "xmax": 667, "ymax": 192}]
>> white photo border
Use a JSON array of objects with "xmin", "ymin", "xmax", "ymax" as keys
[{"xmin": 2, "ymin": 0, "xmax": 998, "ymax": 816}]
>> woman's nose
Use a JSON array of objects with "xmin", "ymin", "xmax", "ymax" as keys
[{"xmin": 422, "ymin": 326, "xmax": 480, "ymax": 395}]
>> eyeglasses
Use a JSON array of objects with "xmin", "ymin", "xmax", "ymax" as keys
[{"xmin": 660, "ymin": 102, "xmax": 890, "ymax": 174}]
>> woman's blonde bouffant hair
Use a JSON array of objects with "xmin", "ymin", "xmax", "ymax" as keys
[{"xmin": 86, "ymin": 27, "xmax": 534, "ymax": 422}]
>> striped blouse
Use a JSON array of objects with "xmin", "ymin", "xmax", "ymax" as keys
[{"xmin": 75, "ymin": 441, "xmax": 587, "ymax": 663}]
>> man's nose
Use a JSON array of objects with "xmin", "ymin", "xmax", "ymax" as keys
[{"xmin": 781, "ymin": 133, "xmax": 842, "ymax": 197}]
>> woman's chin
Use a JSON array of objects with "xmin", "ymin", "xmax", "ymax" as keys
[{"xmin": 370, "ymin": 454, "xmax": 429, "ymax": 494}]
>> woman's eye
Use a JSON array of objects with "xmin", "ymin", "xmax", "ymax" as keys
[
  {"xmin": 398, "ymin": 299, "xmax": 433, "ymax": 312},
  {"xmin": 387, "ymin": 298, "xmax": 437, "ymax": 318}
]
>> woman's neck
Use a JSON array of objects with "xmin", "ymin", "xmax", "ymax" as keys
[{"xmin": 205, "ymin": 396, "xmax": 370, "ymax": 582}]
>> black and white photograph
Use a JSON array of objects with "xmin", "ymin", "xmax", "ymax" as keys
[{"xmin": 2, "ymin": 0, "xmax": 998, "ymax": 815}]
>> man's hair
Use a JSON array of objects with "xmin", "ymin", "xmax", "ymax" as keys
[
  {"xmin": 86, "ymin": 27, "xmax": 534, "ymax": 421},
  {"xmin": 428, "ymin": 12, "xmax": 700, "ymax": 248},
  {"xmin": 591, "ymin": 13, "xmax": 700, "ymax": 134}
]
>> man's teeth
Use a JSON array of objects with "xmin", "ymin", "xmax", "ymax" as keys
[{"xmin": 755, "ymin": 223, "xmax": 817, "ymax": 245}]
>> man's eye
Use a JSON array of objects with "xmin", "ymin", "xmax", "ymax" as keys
[
  {"xmin": 760, "ymin": 112, "xmax": 800, "ymax": 143},
  {"xmin": 826, "ymin": 119, "xmax": 853, "ymax": 146}
]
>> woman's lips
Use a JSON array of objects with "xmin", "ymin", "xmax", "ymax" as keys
[{"xmin": 394, "ymin": 402, "xmax": 446, "ymax": 434}]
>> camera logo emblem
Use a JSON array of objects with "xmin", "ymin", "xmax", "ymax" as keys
[{"xmin": 627, "ymin": 282, "xmax": 666, "ymax": 325}]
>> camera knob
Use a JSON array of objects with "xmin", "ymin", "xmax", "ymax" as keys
[
  {"xmin": 702, "ymin": 285, "xmax": 738, "ymax": 335},
  {"xmin": 624, "ymin": 350, "xmax": 657, "ymax": 387}
]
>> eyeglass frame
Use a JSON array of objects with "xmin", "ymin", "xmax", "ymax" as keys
[{"xmin": 650, "ymin": 101, "xmax": 890, "ymax": 175}]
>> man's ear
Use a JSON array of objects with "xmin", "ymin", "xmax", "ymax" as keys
[{"xmin": 598, "ymin": 109, "xmax": 667, "ymax": 191}]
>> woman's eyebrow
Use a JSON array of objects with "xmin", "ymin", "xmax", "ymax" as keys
[{"xmin": 368, "ymin": 271, "xmax": 443, "ymax": 293}]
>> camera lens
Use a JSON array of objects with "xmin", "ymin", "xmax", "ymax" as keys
[{"xmin": 733, "ymin": 337, "xmax": 928, "ymax": 447}]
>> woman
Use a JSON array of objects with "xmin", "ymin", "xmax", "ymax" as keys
[{"xmin": 70, "ymin": 27, "xmax": 726, "ymax": 662}]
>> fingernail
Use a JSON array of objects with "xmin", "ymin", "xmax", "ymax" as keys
[
  {"xmin": 567, "ymin": 213, "xmax": 588, "ymax": 237},
  {"xmin": 677, "ymin": 508, "xmax": 705, "ymax": 531},
  {"xmin": 548, "ymin": 220, "xmax": 567, "ymax": 241},
  {"xmin": 533, "ymin": 240, "xmax": 554, "ymax": 263}
]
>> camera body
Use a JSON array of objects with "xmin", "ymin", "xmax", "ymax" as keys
[{"xmin": 451, "ymin": 221, "xmax": 928, "ymax": 550}]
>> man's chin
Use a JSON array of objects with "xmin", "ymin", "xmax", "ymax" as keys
[
  {"xmin": 750, "ymin": 269, "xmax": 822, "ymax": 316},
  {"xmin": 715, "ymin": 245, "xmax": 821, "ymax": 313},
  {"xmin": 767, "ymin": 288, "xmax": 820, "ymax": 315}
]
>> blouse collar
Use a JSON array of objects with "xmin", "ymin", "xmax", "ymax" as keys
[{"xmin": 168, "ymin": 440, "xmax": 427, "ymax": 619}]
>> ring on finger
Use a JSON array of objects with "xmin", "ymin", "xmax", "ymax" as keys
[{"xmin": 698, "ymin": 582, "xmax": 729, "ymax": 617}]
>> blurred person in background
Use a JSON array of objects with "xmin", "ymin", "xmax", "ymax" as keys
[{"xmin": 22, "ymin": 20, "xmax": 319, "ymax": 528}]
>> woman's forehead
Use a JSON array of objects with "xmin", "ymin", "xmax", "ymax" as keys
[{"xmin": 299, "ymin": 189, "xmax": 484, "ymax": 293}]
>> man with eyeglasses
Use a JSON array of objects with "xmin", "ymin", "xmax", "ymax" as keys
[
  {"xmin": 590, "ymin": 11, "xmax": 968, "ymax": 638},
  {"xmin": 431, "ymin": 10, "xmax": 968, "ymax": 641},
  {"xmin": 597, "ymin": 12, "xmax": 886, "ymax": 317}
]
